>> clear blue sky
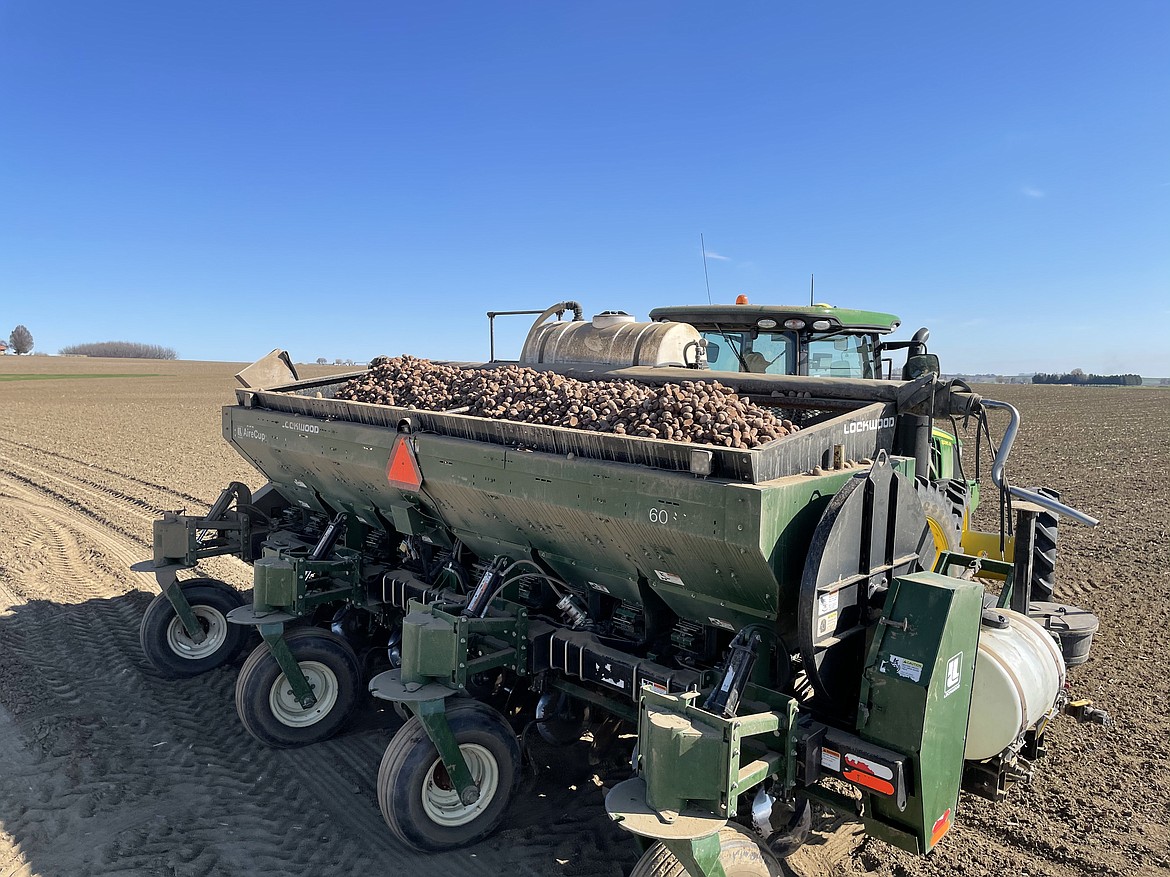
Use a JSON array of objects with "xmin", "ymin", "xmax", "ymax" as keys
[{"xmin": 2, "ymin": 2, "xmax": 1167, "ymax": 375}]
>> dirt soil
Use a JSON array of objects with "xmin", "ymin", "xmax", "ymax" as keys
[{"xmin": 0, "ymin": 358, "xmax": 1166, "ymax": 877}]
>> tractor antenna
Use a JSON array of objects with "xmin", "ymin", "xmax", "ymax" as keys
[
  {"xmin": 701, "ymin": 234, "xmax": 713, "ymax": 305},
  {"xmin": 810, "ymin": 273, "xmax": 814, "ymax": 306}
]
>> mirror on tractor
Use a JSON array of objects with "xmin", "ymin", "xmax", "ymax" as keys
[{"xmin": 903, "ymin": 352, "xmax": 941, "ymax": 380}]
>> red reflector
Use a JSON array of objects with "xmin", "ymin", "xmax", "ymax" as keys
[
  {"xmin": 842, "ymin": 767, "xmax": 895, "ymax": 797},
  {"xmin": 929, "ymin": 808, "xmax": 953, "ymax": 846},
  {"xmin": 387, "ymin": 437, "xmax": 423, "ymax": 490}
]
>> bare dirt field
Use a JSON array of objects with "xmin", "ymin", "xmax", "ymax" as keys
[{"xmin": 0, "ymin": 357, "xmax": 1166, "ymax": 877}]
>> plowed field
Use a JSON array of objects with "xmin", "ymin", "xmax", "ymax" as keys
[{"xmin": 1, "ymin": 356, "xmax": 1166, "ymax": 877}]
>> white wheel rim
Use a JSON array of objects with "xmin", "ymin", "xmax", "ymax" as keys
[
  {"xmin": 165, "ymin": 606, "xmax": 229, "ymax": 660},
  {"xmin": 420, "ymin": 743, "xmax": 500, "ymax": 827},
  {"xmin": 268, "ymin": 661, "xmax": 339, "ymax": 727}
]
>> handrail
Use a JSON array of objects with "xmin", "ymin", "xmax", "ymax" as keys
[
  {"xmin": 488, "ymin": 301, "xmax": 584, "ymax": 361},
  {"xmin": 981, "ymin": 399, "xmax": 1099, "ymax": 527}
]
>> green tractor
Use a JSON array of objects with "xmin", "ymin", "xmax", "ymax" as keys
[
  {"xmin": 647, "ymin": 300, "xmax": 985, "ymax": 565},
  {"xmin": 649, "ymin": 299, "xmax": 975, "ymax": 554},
  {"xmin": 135, "ymin": 301, "xmax": 1107, "ymax": 876}
]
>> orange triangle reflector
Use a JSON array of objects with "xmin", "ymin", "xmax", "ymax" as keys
[{"xmin": 387, "ymin": 437, "xmax": 423, "ymax": 491}]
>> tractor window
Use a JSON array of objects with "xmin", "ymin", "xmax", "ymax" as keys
[
  {"xmin": 702, "ymin": 331, "xmax": 794, "ymax": 374},
  {"xmin": 701, "ymin": 331, "xmax": 748, "ymax": 372},
  {"xmin": 743, "ymin": 333, "xmax": 793, "ymax": 374},
  {"xmin": 807, "ymin": 334, "xmax": 876, "ymax": 379}
]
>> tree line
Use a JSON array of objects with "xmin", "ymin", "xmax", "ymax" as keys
[
  {"xmin": 1032, "ymin": 370, "xmax": 1142, "ymax": 386},
  {"xmin": 59, "ymin": 341, "xmax": 178, "ymax": 359}
]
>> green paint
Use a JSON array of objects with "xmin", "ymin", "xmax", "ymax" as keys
[
  {"xmin": 163, "ymin": 579, "xmax": 206, "ymax": 641},
  {"xmin": 259, "ymin": 625, "xmax": 317, "ymax": 707},
  {"xmin": 225, "ymin": 405, "xmax": 914, "ymax": 631},
  {"xmin": 857, "ymin": 571, "xmax": 983, "ymax": 853},
  {"xmin": 650, "ymin": 304, "xmax": 901, "ymax": 333},
  {"xmin": 635, "ymin": 688, "xmax": 794, "ymax": 822},
  {"xmin": 250, "ymin": 544, "xmax": 360, "ymax": 614},
  {"xmin": 660, "ymin": 833, "xmax": 729, "ymax": 877},
  {"xmin": 399, "ymin": 600, "xmax": 528, "ymax": 690},
  {"xmin": 415, "ymin": 701, "xmax": 478, "ymax": 803}
]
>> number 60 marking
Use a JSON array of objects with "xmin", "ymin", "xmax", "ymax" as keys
[{"xmin": 649, "ymin": 507, "xmax": 671, "ymax": 524}]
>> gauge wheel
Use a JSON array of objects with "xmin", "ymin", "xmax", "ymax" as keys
[
  {"xmin": 378, "ymin": 700, "xmax": 520, "ymax": 851},
  {"xmin": 235, "ymin": 628, "xmax": 361, "ymax": 748},
  {"xmin": 631, "ymin": 825, "xmax": 784, "ymax": 877},
  {"xmin": 139, "ymin": 578, "xmax": 249, "ymax": 677}
]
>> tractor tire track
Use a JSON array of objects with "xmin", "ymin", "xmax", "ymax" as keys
[
  {"xmin": 0, "ymin": 449, "xmax": 176, "ymax": 524},
  {"xmin": 0, "ymin": 435, "xmax": 210, "ymax": 509},
  {"xmin": 0, "ymin": 452, "xmax": 626, "ymax": 877},
  {"xmin": 0, "ymin": 460, "xmax": 153, "ymax": 555}
]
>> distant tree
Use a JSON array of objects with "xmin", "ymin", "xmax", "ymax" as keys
[
  {"xmin": 1032, "ymin": 370, "xmax": 1141, "ymax": 386},
  {"xmin": 58, "ymin": 341, "xmax": 177, "ymax": 359},
  {"xmin": 316, "ymin": 357, "xmax": 328, "ymax": 365},
  {"xmin": 9, "ymin": 325, "xmax": 33, "ymax": 355}
]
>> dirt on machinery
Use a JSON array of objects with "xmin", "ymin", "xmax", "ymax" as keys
[{"xmin": 0, "ymin": 357, "xmax": 1166, "ymax": 877}]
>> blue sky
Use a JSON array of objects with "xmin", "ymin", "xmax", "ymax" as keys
[{"xmin": 1, "ymin": 2, "xmax": 1167, "ymax": 375}]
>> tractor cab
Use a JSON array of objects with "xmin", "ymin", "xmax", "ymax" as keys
[{"xmin": 650, "ymin": 300, "xmax": 910, "ymax": 380}]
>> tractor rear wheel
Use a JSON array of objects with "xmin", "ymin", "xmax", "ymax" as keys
[
  {"xmin": 378, "ymin": 700, "xmax": 520, "ymax": 851},
  {"xmin": 1029, "ymin": 487, "xmax": 1060, "ymax": 601},
  {"xmin": 916, "ymin": 479, "xmax": 963, "ymax": 570},
  {"xmin": 235, "ymin": 628, "xmax": 361, "ymax": 748},
  {"xmin": 630, "ymin": 825, "xmax": 784, "ymax": 877},
  {"xmin": 139, "ymin": 578, "xmax": 249, "ymax": 678}
]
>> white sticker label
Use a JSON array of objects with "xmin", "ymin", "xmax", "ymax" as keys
[
  {"xmin": 818, "ymin": 591, "xmax": 840, "ymax": 615},
  {"xmin": 816, "ymin": 610, "xmax": 838, "ymax": 638},
  {"xmin": 944, "ymin": 652, "xmax": 963, "ymax": 697},
  {"xmin": 655, "ymin": 570, "xmax": 685, "ymax": 587},
  {"xmin": 885, "ymin": 654, "xmax": 924, "ymax": 682},
  {"xmin": 821, "ymin": 747, "xmax": 842, "ymax": 772},
  {"xmin": 708, "ymin": 617, "xmax": 734, "ymax": 630},
  {"xmin": 588, "ymin": 581, "xmax": 611, "ymax": 594}
]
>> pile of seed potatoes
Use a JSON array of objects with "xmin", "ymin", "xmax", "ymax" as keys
[{"xmin": 335, "ymin": 356, "xmax": 797, "ymax": 449}]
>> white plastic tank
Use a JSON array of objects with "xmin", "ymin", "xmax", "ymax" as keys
[
  {"xmin": 964, "ymin": 608, "xmax": 1066, "ymax": 761},
  {"xmin": 521, "ymin": 311, "xmax": 703, "ymax": 368}
]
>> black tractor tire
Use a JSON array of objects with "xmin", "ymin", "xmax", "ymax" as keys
[
  {"xmin": 139, "ymin": 578, "xmax": 249, "ymax": 678},
  {"xmin": 235, "ymin": 628, "xmax": 361, "ymax": 748},
  {"xmin": 378, "ymin": 700, "xmax": 521, "ymax": 851},
  {"xmin": 916, "ymin": 479, "xmax": 964, "ymax": 570},
  {"xmin": 1029, "ymin": 487, "xmax": 1060, "ymax": 601},
  {"xmin": 630, "ymin": 824, "xmax": 784, "ymax": 877}
]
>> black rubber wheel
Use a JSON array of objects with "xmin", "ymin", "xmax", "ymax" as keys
[
  {"xmin": 378, "ymin": 700, "xmax": 520, "ymax": 851},
  {"xmin": 139, "ymin": 578, "xmax": 249, "ymax": 678},
  {"xmin": 1031, "ymin": 513, "xmax": 1058, "ymax": 600},
  {"xmin": 1030, "ymin": 487, "xmax": 1060, "ymax": 601},
  {"xmin": 630, "ymin": 825, "xmax": 783, "ymax": 877},
  {"xmin": 235, "ymin": 628, "xmax": 361, "ymax": 748},
  {"xmin": 534, "ymin": 692, "xmax": 589, "ymax": 746},
  {"xmin": 916, "ymin": 479, "xmax": 963, "ymax": 570}
]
